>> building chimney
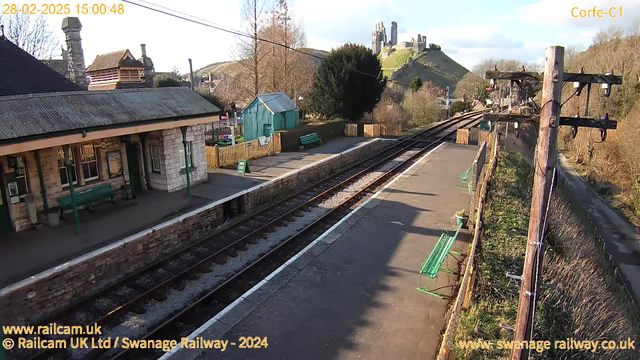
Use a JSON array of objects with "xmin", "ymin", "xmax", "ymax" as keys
[
  {"xmin": 61, "ymin": 17, "xmax": 87, "ymax": 88},
  {"xmin": 138, "ymin": 44, "xmax": 154, "ymax": 88}
]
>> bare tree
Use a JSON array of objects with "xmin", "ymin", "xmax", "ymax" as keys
[
  {"xmin": 259, "ymin": 0, "xmax": 313, "ymax": 98},
  {"xmin": 235, "ymin": 0, "xmax": 271, "ymax": 98},
  {"xmin": 0, "ymin": 13, "xmax": 58, "ymax": 59}
]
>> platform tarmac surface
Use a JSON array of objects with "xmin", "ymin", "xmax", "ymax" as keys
[
  {"xmin": 0, "ymin": 137, "xmax": 373, "ymax": 288},
  {"xmin": 189, "ymin": 143, "xmax": 478, "ymax": 360}
]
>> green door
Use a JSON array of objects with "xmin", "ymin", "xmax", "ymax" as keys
[
  {"xmin": 0, "ymin": 180, "xmax": 12, "ymax": 234},
  {"xmin": 126, "ymin": 143, "xmax": 143, "ymax": 194}
]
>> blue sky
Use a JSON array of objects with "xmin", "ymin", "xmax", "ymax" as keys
[{"xmin": 31, "ymin": 0, "xmax": 640, "ymax": 73}]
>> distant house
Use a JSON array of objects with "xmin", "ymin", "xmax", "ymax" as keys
[
  {"xmin": 242, "ymin": 93, "xmax": 298, "ymax": 142},
  {"xmin": 86, "ymin": 46, "xmax": 154, "ymax": 91}
]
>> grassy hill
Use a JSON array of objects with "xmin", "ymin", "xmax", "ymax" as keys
[
  {"xmin": 381, "ymin": 49, "xmax": 469, "ymax": 92},
  {"xmin": 195, "ymin": 48, "xmax": 329, "ymax": 79}
]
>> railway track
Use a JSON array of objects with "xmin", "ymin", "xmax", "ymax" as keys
[{"xmin": 13, "ymin": 111, "xmax": 484, "ymax": 360}]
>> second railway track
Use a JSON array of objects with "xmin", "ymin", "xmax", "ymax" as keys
[{"xmin": 13, "ymin": 111, "xmax": 484, "ymax": 360}]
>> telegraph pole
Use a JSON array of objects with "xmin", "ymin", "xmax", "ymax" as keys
[{"xmin": 511, "ymin": 46, "xmax": 564, "ymax": 360}]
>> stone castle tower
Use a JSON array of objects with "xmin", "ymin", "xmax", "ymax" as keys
[
  {"xmin": 371, "ymin": 21, "xmax": 398, "ymax": 55},
  {"xmin": 61, "ymin": 17, "xmax": 87, "ymax": 88},
  {"xmin": 390, "ymin": 21, "xmax": 398, "ymax": 47}
]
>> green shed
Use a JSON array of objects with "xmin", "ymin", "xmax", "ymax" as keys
[{"xmin": 242, "ymin": 92, "xmax": 299, "ymax": 142}]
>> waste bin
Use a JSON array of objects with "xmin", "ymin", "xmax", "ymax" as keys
[
  {"xmin": 46, "ymin": 207, "xmax": 60, "ymax": 227},
  {"xmin": 26, "ymin": 194, "xmax": 38, "ymax": 224}
]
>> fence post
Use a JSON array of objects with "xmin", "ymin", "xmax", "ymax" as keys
[{"xmin": 214, "ymin": 144, "xmax": 220, "ymax": 168}]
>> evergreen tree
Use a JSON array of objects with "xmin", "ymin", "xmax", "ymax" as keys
[
  {"xmin": 311, "ymin": 43, "xmax": 386, "ymax": 121},
  {"xmin": 409, "ymin": 77, "xmax": 423, "ymax": 92}
]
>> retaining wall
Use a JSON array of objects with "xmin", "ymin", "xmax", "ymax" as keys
[{"xmin": 0, "ymin": 138, "xmax": 389, "ymax": 324}]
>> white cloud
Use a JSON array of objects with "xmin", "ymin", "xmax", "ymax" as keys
[{"xmin": 397, "ymin": 25, "xmax": 540, "ymax": 70}]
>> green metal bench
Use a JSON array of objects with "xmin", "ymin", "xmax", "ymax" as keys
[
  {"xmin": 57, "ymin": 184, "xmax": 116, "ymax": 213},
  {"xmin": 417, "ymin": 223, "xmax": 463, "ymax": 298},
  {"xmin": 300, "ymin": 132, "xmax": 322, "ymax": 147}
]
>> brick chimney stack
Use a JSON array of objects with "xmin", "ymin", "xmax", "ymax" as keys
[
  {"xmin": 61, "ymin": 17, "xmax": 87, "ymax": 88},
  {"xmin": 138, "ymin": 44, "xmax": 155, "ymax": 87}
]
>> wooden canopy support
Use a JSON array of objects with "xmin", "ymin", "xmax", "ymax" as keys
[{"xmin": 482, "ymin": 113, "xmax": 617, "ymax": 129}]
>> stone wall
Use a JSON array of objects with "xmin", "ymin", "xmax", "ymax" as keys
[
  {"xmin": 0, "ymin": 138, "xmax": 389, "ymax": 323},
  {"xmin": 163, "ymin": 125, "xmax": 207, "ymax": 192},
  {"xmin": 143, "ymin": 125, "xmax": 207, "ymax": 192}
]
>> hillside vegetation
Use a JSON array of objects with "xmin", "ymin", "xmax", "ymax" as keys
[
  {"xmin": 381, "ymin": 49, "xmax": 469, "ymax": 92},
  {"xmin": 195, "ymin": 48, "xmax": 329, "ymax": 79},
  {"xmin": 559, "ymin": 24, "xmax": 640, "ymax": 225}
]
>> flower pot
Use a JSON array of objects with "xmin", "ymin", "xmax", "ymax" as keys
[{"xmin": 455, "ymin": 213, "xmax": 469, "ymax": 228}]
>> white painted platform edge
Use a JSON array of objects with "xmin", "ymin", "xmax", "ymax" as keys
[
  {"xmin": 0, "ymin": 139, "xmax": 381, "ymax": 297},
  {"xmin": 158, "ymin": 141, "xmax": 446, "ymax": 360}
]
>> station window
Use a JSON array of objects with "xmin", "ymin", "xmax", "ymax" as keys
[
  {"xmin": 179, "ymin": 142, "xmax": 193, "ymax": 169},
  {"xmin": 58, "ymin": 148, "xmax": 78, "ymax": 187},
  {"xmin": 80, "ymin": 144, "xmax": 99, "ymax": 181},
  {"xmin": 150, "ymin": 145, "xmax": 162, "ymax": 173},
  {"xmin": 14, "ymin": 156, "xmax": 29, "ymax": 195}
]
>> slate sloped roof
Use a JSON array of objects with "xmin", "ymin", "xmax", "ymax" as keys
[
  {"xmin": 86, "ymin": 50, "xmax": 144, "ymax": 72},
  {"xmin": 254, "ymin": 92, "xmax": 296, "ymax": 114},
  {"xmin": 0, "ymin": 87, "xmax": 221, "ymax": 143},
  {"xmin": 0, "ymin": 37, "xmax": 81, "ymax": 96}
]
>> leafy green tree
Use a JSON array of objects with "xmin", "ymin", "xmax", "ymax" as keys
[
  {"xmin": 311, "ymin": 43, "xmax": 386, "ymax": 121},
  {"xmin": 409, "ymin": 77, "xmax": 423, "ymax": 93}
]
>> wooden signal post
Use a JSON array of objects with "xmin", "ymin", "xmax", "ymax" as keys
[{"xmin": 511, "ymin": 46, "xmax": 563, "ymax": 360}]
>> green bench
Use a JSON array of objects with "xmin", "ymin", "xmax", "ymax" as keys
[
  {"xmin": 300, "ymin": 132, "xmax": 322, "ymax": 147},
  {"xmin": 417, "ymin": 223, "xmax": 463, "ymax": 298},
  {"xmin": 57, "ymin": 184, "xmax": 116, "ymax": 214}
]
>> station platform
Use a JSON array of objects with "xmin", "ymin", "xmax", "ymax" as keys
[
  {"xmin": 175, "ymin": 143, "xmax": 478, "ymax": 360},
  {"xmin": 0, "ymin": 137, "xmax": 375, "ymax": 289}
]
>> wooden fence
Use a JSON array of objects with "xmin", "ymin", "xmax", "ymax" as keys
[
  {"xmin": 437, "ymin": 134, "xmax": 500, "ymax": 360},
  {"xmin": 206, "ymin": 133, "xmax": 281, "ymax": 169},
  {"xmin": 362, "ymin": 124, "xmax": 402, "ymax": 137},
  {"xmin": 345, "ymin": 123, "xmax": 358, "ymax": 137}
]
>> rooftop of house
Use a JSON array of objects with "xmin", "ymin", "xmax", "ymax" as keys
[
  {"xmin": 86, "ymin": 49, "xmax": 144, "ymax": 72},
  {"xmin": 248, "ymin": 92, "xmax": 297, "ymax": 114},
  {"xmin": 0, "ymin": 87, "xmax": 221, "ymax": 144},
  {"xmin": 0, "ymin": 35, "xmax": 82, "ymax": 97}
]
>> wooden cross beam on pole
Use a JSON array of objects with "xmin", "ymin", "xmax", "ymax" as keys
[
  {"xmin": 485, "ymin": 70, "xmax": 622, "ymax": 85},
  {"xmin": 482, "ymin": 113, "xmax": 618, "ymax": 129}
]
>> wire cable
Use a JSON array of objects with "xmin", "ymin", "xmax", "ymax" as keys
[{"xmin": 120, "ymin": 0, "xmax": 446, "ymax": 96}]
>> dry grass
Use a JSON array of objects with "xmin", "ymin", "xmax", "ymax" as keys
[
  {"xmin": 454, "ymin": 150, "xmax": 640, "ymax": 360},
  {"xmin": 535, "ymin": 195, "xmax": 640, "ymax": 359}
]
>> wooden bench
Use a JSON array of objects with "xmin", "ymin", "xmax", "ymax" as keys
[
  {"xmin": 300, "ymin": 132, "xmax": 322, "ymax": 147},
  {"xmin": 417, "ymin": 223, "xmax": 463, "ymax": 298},
  {"xmin": 57, "ymin": 184, "xmax": 116, "ymax": 214}
]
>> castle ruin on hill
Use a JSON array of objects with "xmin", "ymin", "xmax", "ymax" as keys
[{"xmin": 371, "ymin": 21, "xmax": 432, "ymax": 56}]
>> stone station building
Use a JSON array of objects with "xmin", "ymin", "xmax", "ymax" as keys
[{"xmin": 0, "ymin": 88, "xmax": 220, "ymax": 234}]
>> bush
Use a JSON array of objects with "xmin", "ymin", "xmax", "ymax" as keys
[
  {"xmin": 450, "ymin": 100, "xmax": 472, "ymax": 114},
  {"xmin": 402, "ymin": 88, "xmax": 444, "ymax": 127}
]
